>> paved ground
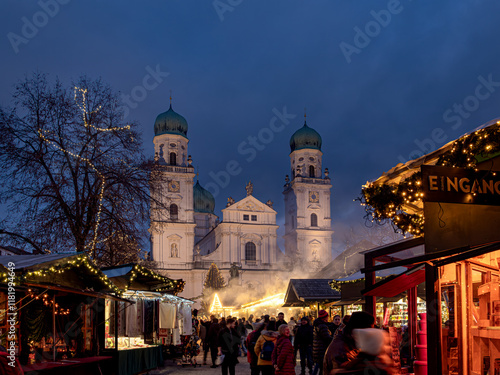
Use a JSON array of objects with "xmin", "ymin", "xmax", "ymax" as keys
[{"xmin": 150, "ymin": 351, "xmax": 305, "ymax": 375}]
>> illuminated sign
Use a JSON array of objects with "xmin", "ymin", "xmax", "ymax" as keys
[{"xmin": 422, "ymin": 165, "xmax": 500, "ymax": 205}]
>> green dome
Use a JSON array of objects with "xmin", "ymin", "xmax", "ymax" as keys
[
  {"xmin": 193, "ymin": 181, "xmax": 215, "ymax": 214},
  {"xmin": 290, "ymin": 122, "xmax": 322, "ymax": 152},
  {"xmin": 154, "ymin": 104, "xmax": 188, "ymax": 138}
]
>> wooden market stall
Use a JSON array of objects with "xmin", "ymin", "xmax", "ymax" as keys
[
  {"xmin": 0, "ymin": 253, "xmax": 125, "ymax": 375},
  {"xmin": 100, "ymin": 263, "xmax": 189, "ymax": 375}
]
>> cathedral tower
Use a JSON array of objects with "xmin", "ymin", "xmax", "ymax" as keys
[
  {"xmin": 150, "ymin": 103, "xmax": 196, "ymax": 268},
  {"xmin": 283, "ymin": 118, "xmax": 334, "ymax": 271}
]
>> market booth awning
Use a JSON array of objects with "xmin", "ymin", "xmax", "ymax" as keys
[
  {"xmin": 283, "ymin": 279, "xmax": 340, "ymax": 307},
  {"xmin": 101, "ymin": 263, "xmax": 185, "ymax": 295},
  {"xmin": 0, "ymin": 253, "xmax": 121, "ymax": 295},
  {"xmin": 363, "ymin": 265, "xmax": 426, "ymax": 298}
]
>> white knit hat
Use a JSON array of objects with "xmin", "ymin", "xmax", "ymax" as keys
[{"xmin": 352, "ymin": 328, "xmax": 388, "ymax": 356}]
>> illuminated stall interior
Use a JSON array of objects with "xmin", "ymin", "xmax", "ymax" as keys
[
  {"xmin": 100, "ymin": 263, "xmax": 186, "ymax": 349},
  {"xmin": 100, "ymin": 263, "xmax": 189, "ymax": 375}
]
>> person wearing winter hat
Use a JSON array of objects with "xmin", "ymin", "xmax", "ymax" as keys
[
  {"xmin": 334, "ymin": 328, "xmax": 395, "ymax": 375},
  {"xmin": 323, "ymin": 311, "xmax": 386, "ymax": 375},
  {"xmin": 312, "ymin": 310, "xmax": 332, "ymax": 375}
]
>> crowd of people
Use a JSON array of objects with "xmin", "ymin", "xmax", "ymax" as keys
[{"xmin": 195, "ymin": 310, "xmax": 396, "ymax": 375}]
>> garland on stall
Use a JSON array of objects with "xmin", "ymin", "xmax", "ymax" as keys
[
  {"xmin": 123, "ymin": 263, "xmax": 185, "ymax": 294},
  {"xmin": 359, "ymin": 120, "xmax": 500, "ymax": 236},
  {"xmin": 2, "ymin": 255, "xmax": 122, "ymax": 295},
  {"xmin": 358, "ymin": 172, "xmax": 424, "ymax": 236}
]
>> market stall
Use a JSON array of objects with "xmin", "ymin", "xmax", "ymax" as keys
[
  {"xmin": 359, "ymin": 118, "xmax": 500, "ymax": 374},
  {"xmin": 0, "ymin": 253, "xmax": 123, "ymax": 375},
  {"xmin": 101, "ymin": 263, "xmax": 190, "ymax": 374},
  {"xmin": 282, "ymin": 279, "xmax": 340, "ymax": 319}
]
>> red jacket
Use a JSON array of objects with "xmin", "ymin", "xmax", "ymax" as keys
[{"xmin": 272, "ymin": 336, "xmax": 295, "ymax": 375}]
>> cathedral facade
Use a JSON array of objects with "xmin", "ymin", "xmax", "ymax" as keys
[{"xmin": 149, "ymin": 104, "xmax": 333, "ymax": 305}]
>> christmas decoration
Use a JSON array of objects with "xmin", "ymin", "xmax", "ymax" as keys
[{"xmin": 203, "ymin": 263, "xmax": 225, "ymax": 290}]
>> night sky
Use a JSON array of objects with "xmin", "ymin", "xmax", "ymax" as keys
[{"xmin": 2, "ymin": 0, "xmax": 500, "ymax": 253}]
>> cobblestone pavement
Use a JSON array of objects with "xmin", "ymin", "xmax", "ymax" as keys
[{"xmin": 150, "ymin": 352, "xmax": 304, "ymax": 375}]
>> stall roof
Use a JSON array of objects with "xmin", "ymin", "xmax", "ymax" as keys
[
  {"xmin": 0, "ymin": 253, "xmax": 122, "ymax": 294},
  {"xmin": 101, "ymin": 263, "xmax": 185, "ymax": 294},
  {"xmin": 0, "ymin": 253, "xmax": 76, "ymax": 270},
  {"xmin": 283, "ymin": 279, "xmax": 340, "ymax": 307}
]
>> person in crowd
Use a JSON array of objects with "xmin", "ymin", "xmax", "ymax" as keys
[
  {"xmin": 294, "ymin": 316, "xmax": 313, "ymax": 375},
  {"xmin": 246, "ymin": 316, "xmax": 255, "ymax": 331},
  {"xmin": 288, "ymin": 317, "xmax": 297, "ymax": 345},
  {"xmin": 220, "ymin": 319, "xmax": 227, "ymax": 330},
  {"xmin": 247, "ymin": 321, "xmax": 267, "ymax": 375},
  {"xmin": 312, "ymin": 310, "xmax": 333, "ymax": 375},
  {"xmin": 275, "ymin": 312, "xmax": 288, "ymax": 331},
  {"xmin": 327, "ymin": 315, "xmax": 341, "ymax": 337},
  {"xmin": 238, "ymin": 318, "xmax": 248, "ymax": 356},
  {"xmin": 207, "ymin": 317, "xmax": 221, "ymax": 368},
  {"xmin": 199, "ymin": 318, "xmax": 209, "ymax": 365},
  {"xmin": 268, "ymin": 316, "xmax": 277, "ymax": 331},
  {"xmin": 255, "ymin": 327, "xmax": 279, "ymax": 375},
  {"xmin": 399, "ymin": 325, "xmax": 410, "ymax": 367},
  {"xmin": 218, "ymin": 318, "xmax": 241, "ymax": 375},
  {"xmin": 332, "ymin": 315, "xmax": 350, "ymax": 340},
  {"xmin": 323, "ymin": 311, "xmax": 392, "ymax": 375},
  {"xmin": 272, "ymin": 324, "xmax": 296, "ymax": 375}
]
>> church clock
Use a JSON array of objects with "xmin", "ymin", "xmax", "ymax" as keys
[
  {"xmin": 309, "ymin": 191, "xmax": 319, "ymax": 203},
  {"xmin": 168, "ymin": 180, "xmax": 180, "ymax": 192}
]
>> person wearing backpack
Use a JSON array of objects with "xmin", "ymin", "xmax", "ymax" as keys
[
  {"xmin": 254, "ymin": 329, "xmax": 279, "ymax": 375},
  {"xmin": 247, "ymin": 321, "xmax": 266, "ymax": 375}
]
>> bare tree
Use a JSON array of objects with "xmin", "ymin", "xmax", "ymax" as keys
[{"xmin": 0, "ymin": 72, "xmax": 159, "ymax": 265}]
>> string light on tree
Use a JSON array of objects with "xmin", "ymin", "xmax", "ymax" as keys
[{"xmin": 38, "ymin": 87, "xmax": 133, "ymax": 256}]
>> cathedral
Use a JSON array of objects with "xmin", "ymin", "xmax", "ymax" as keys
[{"xmin": 149, "ymin": 103, "xmax": 334, "ymax": 304}]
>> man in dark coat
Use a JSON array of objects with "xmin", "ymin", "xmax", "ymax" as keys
[
  {"xmin": 294, "ymin": 317, "xmax": 314, "ymax": 375},
  {"xmin": 217, "ymin": 318, "xmax": 240, "ymax": 375},
  {"xmin": 201, "ymin": 317, "xmax": 213, "ymax": 365},
  {"xmin": 206, "ymin": 317, "xmax": 221, "ymax": 368},
  {"xmin": 312, "ymin": 310, "xmax": 332, "ymax": 375},
  {"xmin": 275, "ymin": 312, "xmax": 288, "ymax": 331}
]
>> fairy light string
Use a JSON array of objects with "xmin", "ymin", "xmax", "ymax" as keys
[
  {"xmin": 3, "ymin": 255, "xmax": 122, "ymax": 295},
  {"xmin": 38, "ymin": 87, "xmax": 132, "ymax": 255}
]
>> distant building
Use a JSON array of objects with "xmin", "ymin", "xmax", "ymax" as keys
[{"xmin": 149, "ymin": 103, "xmax": 334, "ymax": 304}]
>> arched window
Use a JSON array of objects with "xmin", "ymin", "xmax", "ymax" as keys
[
  {"xmin": 169, "ymin": 152, "xmax": 177, "ymax": 166},
  {"xmin": 170, "ymin": 204, "xmax": 178, "ymax": 220},
  {"xmin": 245, "ymin": 242, "xmax": 256, "ymax": 261},
  {"xmin": 309, "ymin": 165, "xmax": 315, "ymax": 178},
  {"xmin": 311, "ymin": 213, "xmax": 318, "ymax": 227}
]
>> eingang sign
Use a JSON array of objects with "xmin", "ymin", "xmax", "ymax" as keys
[{"xmin": 422, "ymin": 165, "xmax": 500, "ymax": 205}]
